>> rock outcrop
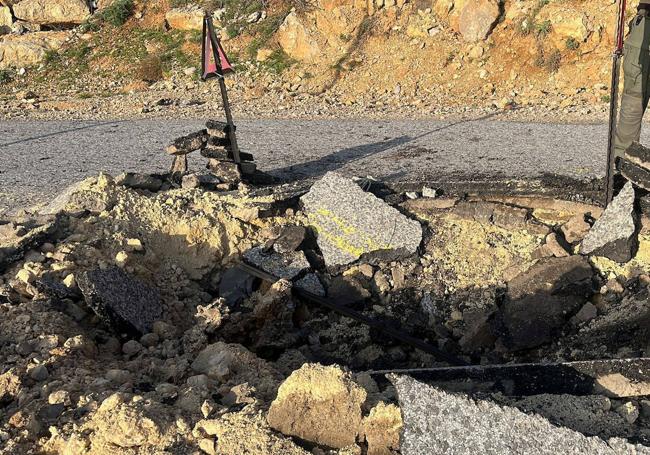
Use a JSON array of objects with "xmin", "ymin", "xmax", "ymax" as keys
[
  {"xmin": 12, "ymin": 0, "xmax": 90, "ymax": 26},
  {"xmin": 458, "ymin": 0, "xmax": 501, "ymax": 42},
  {"xmin": 0, "ymin": 6, "xmax": 12, "ymax": 33},
  {"xmin": 165, "ymin": 6, "xmax": 205, "ymax": 31},
  {"xmin": 0, "ymin": 31, "xmax": 68, "ymax": 69}
]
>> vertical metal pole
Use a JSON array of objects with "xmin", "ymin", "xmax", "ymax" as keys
[
  {"xmin": 206, "ymin": 16, "xmax": 242, "ymax": 165},
  {"xmin": 605, "ymin": 0, "xmax": 628, "ymax": 205}
]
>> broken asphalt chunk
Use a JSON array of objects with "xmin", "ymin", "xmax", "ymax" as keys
[
  {"xmin": 391, "ymin": 375, "xmax": 648, "ymax": 455},
  {"xmin": 580, "ymin": 182, "xmax": 637, "ymax": 263},
  {"xmin": 218, "ymin": 267, "xmax": 256, "ymax": 308},
  {"xmin": 115, "ymin": 173, "xmax": 163, "ymax": 192},
  {"xmin": 0, "ymin": 215, "xmax": 60, "ymax": 273},
  {"xmin": 271, "ymin": 225, "xmax": 306, "ymax": 254},
  {"xmin": 294, "ymin": 273, "xmax": 325, "ymax": 296},
  {"xmin": 165, "ymin": 130, "xmax": 208, "ymax": 155},
  {"xmin": 624, "ymin": 142, "xmax": 650, "ymax": 171},
  {"xmin": 242, "ymin": 246, "xmax": 310, "ymax": 281},
  {"xmin": 77, "ymin": 266, "xmax": 162, "ymax": 335},
  {"xmin": 300, "ymin": 172, "xmax": 422, "ymax": 267}
]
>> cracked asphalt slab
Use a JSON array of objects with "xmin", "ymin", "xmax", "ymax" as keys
[{"xmin": 0, "ymin": 118, "xmax": 638, "ymax": 214}]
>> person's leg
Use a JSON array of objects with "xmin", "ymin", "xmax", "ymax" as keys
[
  {"xmin": 614, "ymin": 15, "xmax": 650, "ymax": 159},
  {"xmin": 614, "ymin": 47, "xmax": 647, "ymax": 159}
]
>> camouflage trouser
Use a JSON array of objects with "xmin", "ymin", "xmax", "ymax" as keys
[{"xmin": 614, "ymin": 12, "xmax": 650, "ymax": 159}]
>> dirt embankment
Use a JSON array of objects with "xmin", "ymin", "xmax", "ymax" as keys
[{"xmin": 0, "ymin": 0, "xmax": 630, "ymax": 120}]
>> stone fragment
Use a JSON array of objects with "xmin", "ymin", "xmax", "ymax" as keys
[
  {"xmin": 624, "ymin": 142, "xmax": 650, "ymax": 169},
  {"xmin": 401, "ymin": 197, "xmax": 458, "ymax": 217},
  {"xmin": 205, "ymin": 119, "xmax": 228, "ymax": 136},
  {"xmin": 361, "ymin": 402, "xmax": 402, "ymax": 455},
  {"xmin": 301, "ymin": 172, "xmax": 422, "ymax": 267},
  {"xmin": 0, "ymin": 370, "xmax": 21, "ymax": 405},
  {"xmin": 190, "ymin": 342, "xmax": 282, "ymax": 401},
  {"xmin": 267, "ymin": 363, "xmax": 366, "ymax": 449},
  {"xmin": 615, "ymin": 402, "xmax": 639, "ymax": 424},
  {"xmin": 28, "ymin": 364, "xmax": 48, "ymax": 381},
  {"xmin": 188, "ymin": 171, "xmax": 223, "ymax": 189},
  {"xmin": 328, "ymin": 275, "xmax": 370, "ymax": 305},
  {"xmin": 115, "ymin": 172, "xmax": 163, "ymax": 192},
  {"xmin": 89, "ymin": 393, "xmax": 175, "ymax": 449},
  {"xmin": 573, "ymin": 302, "xmax": 598, "ymax": 324},
  {"xmin": 125, "ymin": 238, "xmax": 143, "ymax": 252},
  {"xmin": 200, "ymin": 146, "xmax": 229, "ymax": 160},
  {"xmin": 13, "ymin": 0, "xmax": 90, "ymax": 25},
  {"xmin": 272, "ymin": 225, "xmax": 306, "ymax": 254},
  {"xmin": 170, "ymin": 155, "xmax": 188, "ymax": 176},
  {"xmin": 165, "ymin": 5, "xmax": 204, "ymax": 30},
  {"xmin": 218, "ymin": 267, "xmax": 256, "ymax": 308},
  {"xmin": 580, "ymin": 182, "xmax": 637, "ymax": 263},
  {"xmin": 243, "ymin": 246, "xmax": 310, "ymax": 280},
  {"xmin": 422, "ymin": 186, "xmax": 438, "ymax": 198},
  {"xmin": 166, "ymin": 130, "xmax": 208, "ymax": 155},
  {"xmin": 122, "ymin": 340, "xmax": 142, "ymax": 357},
  {"xmin": 392, "ymin": 375, "xmax": 646, "ymax": 455},
  {"xmin": 501, "ymin": 256, "xmax": 593, "ymax": 350},
  {"xmin": 491, "ymin": 204, "xmax": 529, "ymax": 229},
  {"xmin": 459, "ymin": 0, "xmax": 500, "ymax": 42},
  {"xmin": 181, "ymin": 173, "xmax": 201, "ymax": 189},
  {"xmin": 451, "ymin": 201, "xmax": 496, "ymax": 223},
  {"xmin": 77, "ymin": 266, "xmax": 162, "ymax": 335},
  {"xmin": 207, "ymin": 160, "xmax": 241, "ymax": 183},
  {"xmin": 0, "ymin": 30, "xmax": 69, "ymax": 69},
  {"xmin": 0, "ymin": 6, "xmax": 11, "ymax": 33},
  {"xmin": 561, "ymin": 214, "xmax": 591, "ymax": 244},
  {"xmin": 277, "ymin": 11, "xmax": 321, "ymax": 62},
  {"xmin": 594, "ymin": 373, "xmax": 650, "ymax": 398},
  {"xmin": 545, "ymin": 232, "xmax": 569, "ymax": 257},
  {"xmin": 191, "ymin": 343, "xmax": 234, "ymax": 381}
]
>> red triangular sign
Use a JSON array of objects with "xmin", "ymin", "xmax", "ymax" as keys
[{"xmin": 203, "ymin": 29, "xmax": 233, "ymax": 79}]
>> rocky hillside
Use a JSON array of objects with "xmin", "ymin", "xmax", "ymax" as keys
[{"xmin": 0, "ymin": 0, "xmax": 632, "ymax": 118}]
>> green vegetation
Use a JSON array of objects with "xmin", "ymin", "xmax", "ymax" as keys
[
  {"xmin": 262, "ymin": 49, "xmax": 295, "ymax": 73},
  {"xmin": 96, "ymin": 0, "xmax": 134, "ymax": 27},
  {"xmin": 565, "ymin": 37, "xmax": 580, "ymax": 51},
  {"xmin": 138, "ymin": 55, "xmax": 164, "ymax": 82},
  {"xmin": 78, "ymin": 0, "xmax": 133, "ymax": 32},
  {"xmin": 601, "ymin": 94, "xmax": 611, "ymax": 103},
  {"xmin": 519, "ymin": 0, "xmax": 550, "ymax": 37},
  {"xmin": 535, "ymin": 19, "xmax": 551, "ymax": 37},
  {"xmin": 534, "ymin": 45, "xmax": 561, "ymax": 73},
  {"xmin": 0, "ymin": 69, "xmax": 14, "ymax": 84},
  {"xmin": 545, "ymin": 48, "xmax": 561, "ymax": 72},
  {"xmin": 245, "ymin": 11, "xmax": 288, "ymax": 60}
]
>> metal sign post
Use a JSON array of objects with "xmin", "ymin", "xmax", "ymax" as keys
[
  {"xmin": 605, "ymin": 0, "xmax": 628, "ymax": 205},
  {"xmin": 202, "ymin": 14, "xmax": 242, "ymax": 165}
]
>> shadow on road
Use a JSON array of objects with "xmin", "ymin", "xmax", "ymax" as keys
[
  {"xmin": 0, "ymin": 120, "xmax": 128, "ymax": 148},
  {"xmin": 271, "ymin": 111, "xmax": 504, "ymax": 182}
]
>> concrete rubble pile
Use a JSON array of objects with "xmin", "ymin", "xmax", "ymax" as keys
[{"xmin": 1, "ymin": 166, "xmax": 650, "ymax": 454}]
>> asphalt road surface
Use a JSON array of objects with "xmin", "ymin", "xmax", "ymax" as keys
[{"xmin": 0, "ymin": 118, "xmax": 639, "ymax": 214}]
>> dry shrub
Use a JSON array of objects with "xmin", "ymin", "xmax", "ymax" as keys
[{"xmin": 138, "ymin": 55, "xmax": 164, "ymax": 82}]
